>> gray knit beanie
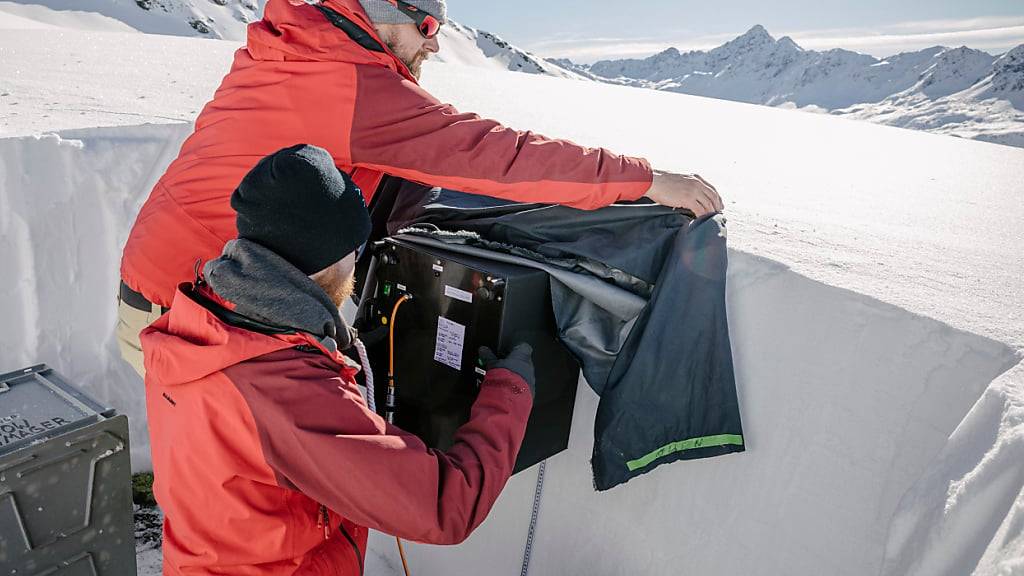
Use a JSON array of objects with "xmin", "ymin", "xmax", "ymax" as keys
[{"xmin": 357, "ymin": 0, "xmax": 447, "ymax": 25}]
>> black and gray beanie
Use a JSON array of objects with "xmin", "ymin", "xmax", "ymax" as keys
[
  {"xmin": 357, "ymin": 0, "xmax": 447, "ymax": 25},
  {"xmin": 231, "ymin": 144, "xmax": 371, "ymax": 276}
]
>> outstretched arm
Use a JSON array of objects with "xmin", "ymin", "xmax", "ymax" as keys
[
  {"xmin": 346, "ymin": 65, "xmax": 653, "ymax": 210},
  {"xmin": 229, "ymin": 355, "xmax": 533, "ymax": 545}
]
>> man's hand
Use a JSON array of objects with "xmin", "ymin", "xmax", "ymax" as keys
[
  {"xmin": 479, "ymin": 344, "xmax": 535, "ymax": 397},
  {"xmin": 644, "ymin": 170, "xmax": 724, "ymax": 216}
]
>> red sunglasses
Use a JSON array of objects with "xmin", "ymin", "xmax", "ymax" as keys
[{"xmin": 386, "ymin": 0, "xmax": 441, "ymax": 39}]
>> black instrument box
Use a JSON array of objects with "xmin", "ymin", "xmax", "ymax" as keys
[{"xmin": 356, "ymin": 237, "xmax": 579, "ymax": 472}]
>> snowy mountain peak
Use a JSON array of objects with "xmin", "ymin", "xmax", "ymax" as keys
[
  {"xmin": 976, "ymin": 44, "xmax": 1024, "ymax": 104},
  {"xmin": 911, "ymin": 45, "xmax": 995, "ymax": 97},
  {"xmin": 777, "ymin": 36, "xmax": 802, "ymax": 51},
  {"xmin": 991, "ymin": 45, "xmax": 1024, "ymax": 88},
  {"xmin": 740, "ymin": 24, "xmax": 773, "ymax": 42},
  {"xmin": 714, "ymin": 24, "xmax": 776, "ymax": 56}
]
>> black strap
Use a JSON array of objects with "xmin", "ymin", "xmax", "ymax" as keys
[
  {"xmin": 315, "ymin": 4, "xmax": 386, "ymax": 54},
  {"xmin": 120, "ymin": 281, "xmax": 169, "ymax": 315}
]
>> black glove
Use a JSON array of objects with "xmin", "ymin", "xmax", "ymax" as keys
[
  {"xmin": 356, "ymin": 324, "xmax": 388, "ymax": 348},
  {"xmin": 352, "ymin": 307, "xmax": 388, "ymax": 347},
  {"xmin": 479, "ymin": 343, "xmax": 535, "ymax": 397}
]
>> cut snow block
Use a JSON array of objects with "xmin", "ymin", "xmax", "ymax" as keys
[{"xmin": 0, "ymin": 365, "xmax": 136, "ymax": 576}]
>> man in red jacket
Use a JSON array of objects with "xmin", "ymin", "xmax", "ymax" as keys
[
  {"xmin": 143, "ymin": 144, "xmax": 536, "ymax": 574},
  {"xmin": 118, "ymin": 0, "xmax": 722, "ymax": 375}
]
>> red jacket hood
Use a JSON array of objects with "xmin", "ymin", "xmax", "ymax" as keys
[
  {"xmin": 248, "ymin": 0, "xmax": 415, "ymax": 81},
  {"xmin": 141, "ymin": 284, "xmax": 358, "ymax": 386}
]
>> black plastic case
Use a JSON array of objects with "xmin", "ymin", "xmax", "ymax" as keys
[
  {"xmin": 357, "ymin": 237, "xmax": 579, "ymax": 472},
  {"xmin": 0, "ymin": 364, "xmax": 136, "ymax": 576}
]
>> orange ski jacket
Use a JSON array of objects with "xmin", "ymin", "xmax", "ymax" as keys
[
  {"xmin": 142, "ymin": 282, "xmax": 532, "ymax": 574},
  {"xmin": 120, "ymin": 0, "xmax": 654, "ymax": 309}
]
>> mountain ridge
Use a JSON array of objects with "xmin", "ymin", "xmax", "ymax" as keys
[{"xmin": 559, "ymin": 25, "xmax": 1024, "ymax": 147}]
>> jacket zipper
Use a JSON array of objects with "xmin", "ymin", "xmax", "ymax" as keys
[
  {"xmin": 317, "ymin": 503, "xmax": 330, "ymax": 540},
  {"xmin": 315, "ymin": 504, "xmax": 364, "ymax": 575},
  {"xmin": 339, "ymin": 522, "xmax": 365, "ymax": 576}
]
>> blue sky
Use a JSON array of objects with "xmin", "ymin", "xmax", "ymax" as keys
[{"xmin": 444, "ymin": 0, "xmax": 1024, "ymax": 63}]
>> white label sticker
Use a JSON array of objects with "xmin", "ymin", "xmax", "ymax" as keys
[
  {"xmin": 432, "ymin": 264, "xmax": 444, "ymax": 272},
  {"xmin": 433, "ymin": 317, "xmax": 466, "ymax": 371},
  {"xmin": 396, "ymin": 283, "xmax": 407, "ymax": 292},
  {"xmin": 444, "ymin": 285, "xmax": 473, "ymax": 303}
]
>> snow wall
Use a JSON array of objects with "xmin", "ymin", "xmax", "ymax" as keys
[{"xmin": 1, "ymin": 124, "xmax": 1021, "ymax": 575}]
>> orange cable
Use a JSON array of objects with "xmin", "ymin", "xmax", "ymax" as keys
[
  {"xmin": 387, "ymin": 293, "xmax": 413, "ymax": 576},
  {"xmin": 396, "ymin": 536, "xmax": 411, "ymax": 576}
]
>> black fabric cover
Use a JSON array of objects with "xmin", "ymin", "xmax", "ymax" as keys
[{"xmin": 365, "ymin": 181, "xmax": 745, "ymax": 490}]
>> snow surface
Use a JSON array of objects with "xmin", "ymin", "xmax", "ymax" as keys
[
  {"xmin": 0, "ymin": 1, "xmax": 137, "ymax": 32},
  {"xmin": 3, "ymin": 0, "xmax": 263, "ymax": 40},
  {"xmin": 2, "ymin": 10, "xmax": 1024, "ymax": 576}
]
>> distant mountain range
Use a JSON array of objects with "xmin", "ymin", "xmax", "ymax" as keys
[{"xmin": 551, "ymin": 25, "xmax": 1024, "ymax": 148}]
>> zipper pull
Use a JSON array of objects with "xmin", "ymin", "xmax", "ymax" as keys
[{"xmin": 321, "ymin": 504, "xmax": 330, "ymax": 540}]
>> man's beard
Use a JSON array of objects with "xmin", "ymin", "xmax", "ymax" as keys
[
  {"xmin": 406, "ymin": 50, "xmax": 429, "ymax": 79},
  {"xmin": 314, "ymin": 268, "xmax": 356, "ymax": 309},
  {"xmin": 386, "ymin": 39, "xmax": 429, "ymax": 80},
  {"xmin": 326, "ymin": 274, "xmax": 356, "ymax": 308}
]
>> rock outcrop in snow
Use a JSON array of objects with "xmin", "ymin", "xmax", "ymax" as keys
[{"xmin": 435, "ymin": 21, "xmax": 585, "ymax": 80}]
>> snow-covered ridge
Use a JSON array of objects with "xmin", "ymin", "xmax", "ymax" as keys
[
  {"xmin": 435, "ymin": 21, "xmax": 585, "ymax": 80},
  {"xmin": 0, "ymin": 0, "xmax": 581, "ymax": 79},
  {"xmin": 565, "ymin": 25, "xmax": 1024, "ymax": 147}
]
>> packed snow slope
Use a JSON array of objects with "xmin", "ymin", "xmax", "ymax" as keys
[{"xmin": 2, "ymin": 16, "xmax": 1024, "ymax": 576}]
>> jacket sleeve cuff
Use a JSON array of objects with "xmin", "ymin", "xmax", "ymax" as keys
[
  {"xmin": 480, "ymin": 367, "xmax": 534, "ymax": 407},
  {"xmin": 616, "ymin": 156, "xmax": 655, "ymax": 202}
]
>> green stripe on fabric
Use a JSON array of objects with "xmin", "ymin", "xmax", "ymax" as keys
[{"xmin": 626, "ymin": 434, "xmax": 745, "ymax": 472}]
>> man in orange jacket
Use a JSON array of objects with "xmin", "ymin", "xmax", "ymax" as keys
[
  {"xmin": 117, "ymin": 0, "xmax": 723, "ymax": 375},
  {"xmin": 143, "ymin": 144, "xmax": 536, "ymax": 574}
]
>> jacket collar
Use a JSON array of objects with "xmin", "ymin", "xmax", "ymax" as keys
[
  {"xmin": 247, "ymin": 0, "xmax": 416, "ymax": 82},
  {"xmin": 141, "ymin": 237, "xmax": 362, "ymax": 386},
  {"xmin": 202, "ymin": 239, "xmax": 355, "ymax": 353},
  {"xmin": 142, "ymin": 283, "xmax": 360, "ymax": 386}
]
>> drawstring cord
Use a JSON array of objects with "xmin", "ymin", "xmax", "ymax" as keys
[{"xmin": 352, "ymin": 337, "xmax": 375, "ymax": 412}]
